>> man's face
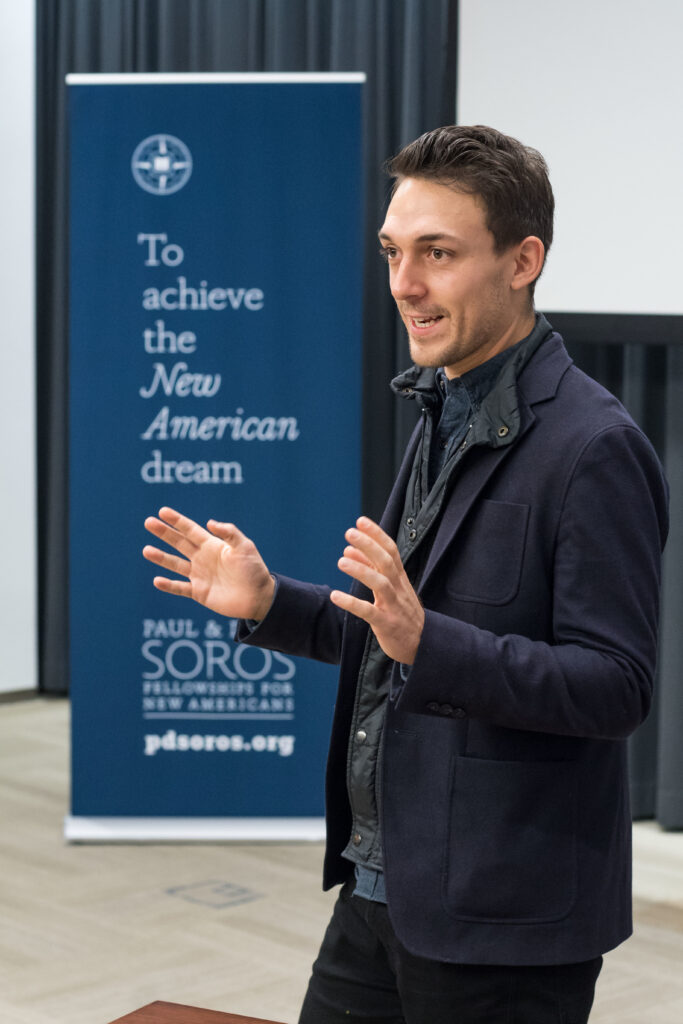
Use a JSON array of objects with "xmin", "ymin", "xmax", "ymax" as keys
[{"xmin": 379, "ymin": 177, "xmax": 529, "ymax": 377}]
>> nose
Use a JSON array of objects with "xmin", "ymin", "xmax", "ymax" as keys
[{"xmin": 389, "ymin": 256, "xmax": 427, "ymax": 303}]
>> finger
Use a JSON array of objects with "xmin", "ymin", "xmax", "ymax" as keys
[
  {"xmin": 206, "ymin": 520, "xmax": 247, "ymax": 547},
  {"xmin": 152, "ymin": 576, "xmax": 194, "ymax": 598},
  {"xmin": 144, "ymin": 516, "xmax": 199, "ymax": 558},
  {"xmin": 142, "ymin": 545, "xmax": 192, "ymax": 578},
  {"xmin": 338, "ymin": 556, "xmax": 390, "ymax": 597},
  {"xmin": 158, "ymin": 507, "xmax": 210, "ymax": 547},
  {"xmin": 342, "ymin": 546, "xmax": 373, "ymax": 567},
  {"xmin": 345, "ymin": 527, "xmax": 396, "ymax": 577},
  {"xmin": 330, "ymin": 589, "xmax": 376, "ymax": 624},
  {"xmin": 356, "ymin": 517, "xmax": 402, "ymax": 565}
]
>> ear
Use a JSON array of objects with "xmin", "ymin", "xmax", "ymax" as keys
[{"xmin": 510, "ymin": 236, "xmax": 546, "ymax": 292}]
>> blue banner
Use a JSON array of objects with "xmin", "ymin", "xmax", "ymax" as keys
[{"xmin": 67, "ymin": 73, "xmax": 364, "ymax": 837}]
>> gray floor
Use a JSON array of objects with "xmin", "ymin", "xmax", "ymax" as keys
[{"xmin": 2, "ymin": 697, "xmax": 682, "ymax": 1024}]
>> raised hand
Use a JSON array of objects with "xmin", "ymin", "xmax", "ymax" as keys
[
  {"xmin": 143, "ymin": 507, "xmax": 275, "ymax": 621},
  {"xmin": 330, "ymin": 516, "xmax": 425, "ymax": 664}
]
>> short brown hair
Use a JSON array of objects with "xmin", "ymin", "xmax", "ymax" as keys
[{"xmin": 387, "ymin": 125, "xmax": 554, "ymax": 288}]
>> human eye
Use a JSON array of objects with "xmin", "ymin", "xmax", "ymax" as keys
[
  {"xmin": 430, "ymin": 247, "xmax": 449, "ymax": 262},
  {"xmin": 378, "ymin": 245, "xmax": 398, "ymax": 263}
]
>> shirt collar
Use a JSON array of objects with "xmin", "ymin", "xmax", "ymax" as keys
[
  {"xmin": 391, "ymin": 313, "xmax": 553, "ymax": 415},
  {"xmin": 434, "ymin": 338, "xmax": 524, "ymax": 412}
]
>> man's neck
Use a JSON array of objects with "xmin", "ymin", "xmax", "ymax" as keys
[{"xmin": 443, "ymin": 309, "xmax": 536, "ymax": 379}]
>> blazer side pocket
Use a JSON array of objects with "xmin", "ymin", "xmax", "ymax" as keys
[{"xmin": 442, "ymin": 755, "xmax": 578, "ymax": 924}]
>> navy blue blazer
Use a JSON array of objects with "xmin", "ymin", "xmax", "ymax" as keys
[{"xmin": 240, "ymin": 332, "xmax": 669, "ymax": 966}]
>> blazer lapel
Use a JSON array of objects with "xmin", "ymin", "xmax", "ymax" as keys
[
  {"xmin": 416, "ymin": 333, "xmax": 572, "ymax": 594},
  {"xmin": 417, "ymin": 417, "xmax": 531, "ymax": 595},
  {"xmin": 379, "ymin": 417, "xmax": 423, "ymax": 538}
]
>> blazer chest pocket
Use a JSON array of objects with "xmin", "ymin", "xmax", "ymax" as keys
[
  {"xmin": 444, "ymin": 499, "xmax": 529, "ymax": 605},
  {"xmin": 443, "ymin": 755, "xmax": 578, "ymax": 924}
]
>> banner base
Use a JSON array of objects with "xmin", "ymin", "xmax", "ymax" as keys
[{"xmin": 64, "ymin": 816, "xmax": 326, "ymax": 843}]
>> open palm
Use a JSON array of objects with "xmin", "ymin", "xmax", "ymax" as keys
[{"xmin": 143, "ymin": 507, "xmax": 274, "ymax": 621}]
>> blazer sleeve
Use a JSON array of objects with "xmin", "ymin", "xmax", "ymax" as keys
[
  {"xmin": 234, "ymin": 573, "xmax": 345, "ymax": 665},
  {"xmin": 394, "ymin": 423, "xmax": 669, "ymax": 740}
]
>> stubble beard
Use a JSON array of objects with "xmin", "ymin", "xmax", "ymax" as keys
[
  {"xmin": 404, "ymin": 288, "xmax": 511, "ymax": 373},
  {"xmin": 405, "ymin": 316, "xmax": 500, "ymax": 373},
  {"xmin": 407, "ymin": 324, "xmax": 476, "ymax": 371}
]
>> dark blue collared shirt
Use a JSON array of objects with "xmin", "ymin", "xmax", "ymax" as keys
[{"xmin": 428, "ymin": 341, "xmax": 524, "ymax": 489}]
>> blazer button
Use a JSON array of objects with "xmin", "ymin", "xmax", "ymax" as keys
[
  {"xmin": 426, "ymin": 702, "xmax": 439, "ymax": 712},
  {"xmin": 440, "ymin": 703, "xmax": 454, "ymax": 716},
  {"xmin": 453, "ymin": 707, "xmax": 466, "ymax": 719}
]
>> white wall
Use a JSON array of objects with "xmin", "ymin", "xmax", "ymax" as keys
[
  {"xmin": 0, "ymin": 5, "xmax": 37, "ymax": 692},
  {"xmin": 458, "ymin": 0, "xmax": 683, "ymax": 316}
]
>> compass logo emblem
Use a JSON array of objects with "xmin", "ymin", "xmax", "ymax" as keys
[{"xmin": 131, "ymin": 134, "xmax": 193, "ymax": 195}]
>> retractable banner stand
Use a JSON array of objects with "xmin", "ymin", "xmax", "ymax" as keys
[{"xmin": 65, "ymin": 73, "xmax": 364, "ymax": 841}]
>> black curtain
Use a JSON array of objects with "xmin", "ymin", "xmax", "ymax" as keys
[
  {"xmin": 36, "ymin": 0, "xmax": 457, "ymax": 697},
  {"xmin": 555, "ymin": 337, "xmax": 683, "ymax": 828},
  {"xmin": 36, "ymin": 1, "xmax": 682, "ymax": 829}
]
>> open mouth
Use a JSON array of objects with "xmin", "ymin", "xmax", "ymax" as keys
[{"xmin": 409, "ymin": 315, "xmax": 444, "ymax": 330}]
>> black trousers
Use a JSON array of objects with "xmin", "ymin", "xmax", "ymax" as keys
[{"xmin": 298, "ymin": 882, "xmax": 603, "ymax": 1024}]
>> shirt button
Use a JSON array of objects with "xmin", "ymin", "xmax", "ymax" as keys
[
  {"xmin": 352, "ymin": 832, "xmax": 362, "ymax": 846},
  {"xmin": 356, "ymin": 729, "xmax": 367, "ymax": 743},
  {"xmin": 406, "ymin": 517, "xmax": 414, "ymax": 526},
  {"xmin": 498, "ymin": 425, "xmax": 509, "ymax": 437},
  {"xmin": 408, "ymin": 529, "xmax": 417, "ymax": 540}
]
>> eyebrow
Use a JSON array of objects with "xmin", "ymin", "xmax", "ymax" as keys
[{"xmin": 377, "ymin": 230, "xmax": 463, "ymax": 245}]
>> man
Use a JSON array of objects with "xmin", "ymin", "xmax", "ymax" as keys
[{"xmin": 143, "ymin": 125, "xmax": 669, "ymax": 1023}]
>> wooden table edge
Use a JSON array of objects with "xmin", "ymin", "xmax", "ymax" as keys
[{"xmin": 107, "ymin": 999, "xmax": 288, "ymax": 1024}]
